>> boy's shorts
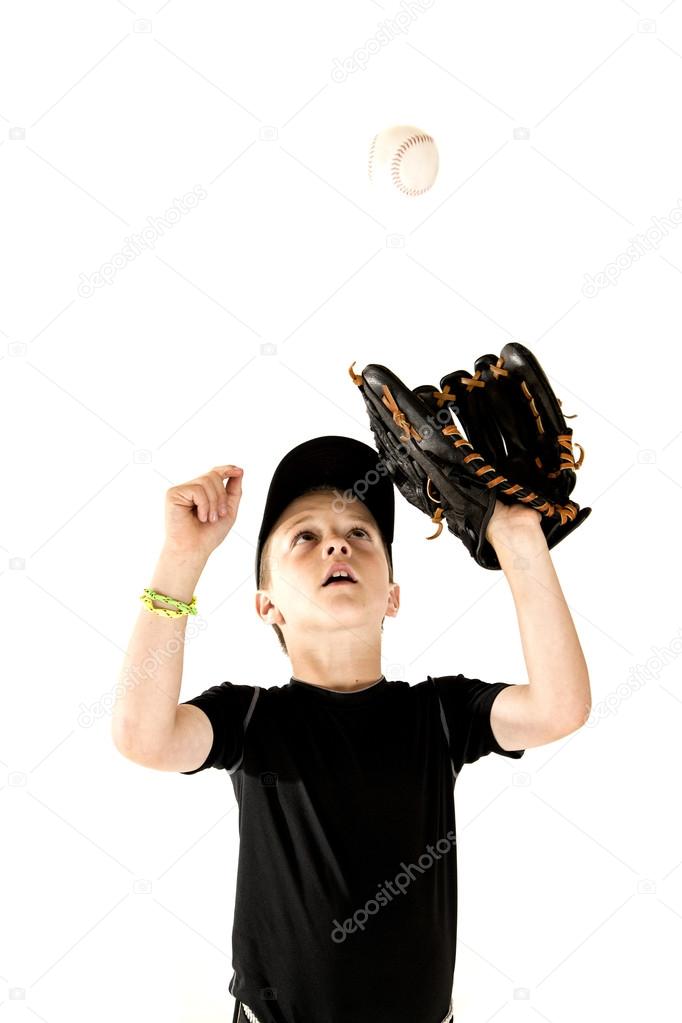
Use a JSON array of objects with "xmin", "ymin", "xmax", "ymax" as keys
[{"xmin": 233, "ymin": 999, "xmax": 454, "ymax": 1022}]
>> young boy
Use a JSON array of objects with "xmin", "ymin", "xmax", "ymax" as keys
[{"xmin": 118, "ymin": 435, "xmax": 591, "ymax": 1023}]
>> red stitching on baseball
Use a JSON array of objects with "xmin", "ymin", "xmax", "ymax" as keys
[
  {"xmin": 392, "ymin": 133, "xmax": 435, "ymax": 196},
  {"xmin": 368, "ymin": 133, "xmax": 378, "ymax": 182}
]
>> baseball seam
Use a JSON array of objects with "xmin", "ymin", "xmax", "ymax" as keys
[{"xmin": 368, "ymin": 132, "xmax": 436, "ymax": 195}]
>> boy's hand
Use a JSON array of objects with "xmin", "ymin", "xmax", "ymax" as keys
[
  {"xmin": 485, "ymin": 499, "xmax": 542, "ymax": 546},
  {"xmin": 163, "ymin": 465, "xmax": 244, "ymax": 560}
]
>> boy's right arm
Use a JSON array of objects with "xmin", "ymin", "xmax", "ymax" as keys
[
  {"xmin": 111, "ymin": 547, "xmax": 212, "ymax": 771},
  {"xmin": 111, "ymin": 464, "xmax": 244, "ymax": 772}
]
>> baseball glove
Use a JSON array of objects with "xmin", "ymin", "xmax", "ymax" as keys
[{"xmin": 348, "ymin": 342, "xmax": 591, "ymax": 570}]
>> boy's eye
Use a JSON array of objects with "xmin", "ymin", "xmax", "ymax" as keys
[{"xmin": 292, "ymin": 527, "xmax": 369, "ymax": 544}]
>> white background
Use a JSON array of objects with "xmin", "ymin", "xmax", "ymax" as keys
[{"xmin": 2, "ymin": 1, "xmax": 681, "ymax": 1020}]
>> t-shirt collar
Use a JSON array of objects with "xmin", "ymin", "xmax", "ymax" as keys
[{"xmin": 289, "ymin": 674, "xmax": 386, "ymax": 695}]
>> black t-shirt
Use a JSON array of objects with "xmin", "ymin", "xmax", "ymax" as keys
[{"xmin": 179, "ymin": 675, "xmax": 525, "ymax": 1023}]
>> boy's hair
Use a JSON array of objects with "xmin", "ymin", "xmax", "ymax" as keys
[{"xmin": 257, "ymin": 484, "xmax": 395, "ymax": 656}]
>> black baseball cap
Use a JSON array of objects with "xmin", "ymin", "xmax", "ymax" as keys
[{"xmin": 255, "ymin": 435, "xmax": 395, "ymax": 585}]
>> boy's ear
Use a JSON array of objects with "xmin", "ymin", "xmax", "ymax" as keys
[
  {"xmin": 255, "ymin": 590, "xmax": 285, "ymax": 626},
  {"xmin": 386, "ymin": 583, "xmax": 400, "ymax": 617}
]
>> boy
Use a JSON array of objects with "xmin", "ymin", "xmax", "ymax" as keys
[{"xmin": 114, "ymin": 435, "xmax": 591, "ymax": 1023}]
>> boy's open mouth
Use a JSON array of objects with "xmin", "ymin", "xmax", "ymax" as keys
[{"xmin": 321, "ymin": 564, "xmax": 358, "ymax": 586}]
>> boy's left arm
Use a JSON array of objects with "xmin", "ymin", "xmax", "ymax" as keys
[{"xmin": 485, "ymin": 501, "xmax": 592, "ymax": 751}]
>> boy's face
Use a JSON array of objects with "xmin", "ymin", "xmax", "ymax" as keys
[{"xmin": 255, "ymin": 490, "xmax": 400, "ymax": 642}]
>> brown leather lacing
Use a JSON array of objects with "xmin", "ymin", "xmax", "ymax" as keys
[
  {"xmin": 348, "ymin": 360, "xmax": 585, "ymax": 541},
  {"xmin": 482, "ymin": 355, "xmax": 584, "ymax": 470},
  {"xmin": 348, "ymin": 363, "xmax": 363, "ymax": 387},
  {"xmin": 379, "ymin": 382, "xmax": 423, "ymax": 444}
]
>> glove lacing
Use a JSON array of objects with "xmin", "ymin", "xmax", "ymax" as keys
[{"xmin": 348, "ymin": 361, "xmax": 585, "ymax": 541}]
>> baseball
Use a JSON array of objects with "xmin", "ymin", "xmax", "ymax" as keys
[{"xmin": 368, "ymin": 124, "xmax": 439, "ymax": 197}]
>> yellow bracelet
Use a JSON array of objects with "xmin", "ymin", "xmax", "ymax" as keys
[{"xmin": 139, "ymin": 587, "xmax": 198, "ymax": 618}]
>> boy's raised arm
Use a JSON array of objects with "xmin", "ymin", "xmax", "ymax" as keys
[
  {"xmin": 111, "ymin": 464, "xmax": 244, "ymax": 763},
  {"xmin": 485, "ymin": 500, "xmax": 592, "ymax": 751},
  {"xmin": 112, "ymin": 546, "xmax": 208, "ymax": 761}
]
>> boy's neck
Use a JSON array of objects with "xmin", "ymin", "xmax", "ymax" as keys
[
  {"xmin": 291, "ymin": 673, "xmax": 386, "ymax": 694},
  {"xmin": 287, "ymin": 637, "xmax": 384, "ymax": 693}
]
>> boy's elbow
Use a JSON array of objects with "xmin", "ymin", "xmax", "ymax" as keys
[{"xmin": 566, "ymin": 701, "xmax": 591, "ymax": 734}]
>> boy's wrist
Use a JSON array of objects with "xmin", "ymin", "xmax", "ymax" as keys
[
  {"xmin": 151, "ymin": 547, "xmax": 208, "ymax": 605},
  {"xmin": 158, "ymin": 544, "xmax": 209, "ymax": 570}
]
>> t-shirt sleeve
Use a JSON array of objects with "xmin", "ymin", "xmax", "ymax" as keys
[
  {"xmin": 177, "ymin": 681, "xmax": 259, "ymax": 774},
  {"xmin": 430, "ymin": 674, "xmax": 525, "ymax": 773}
]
